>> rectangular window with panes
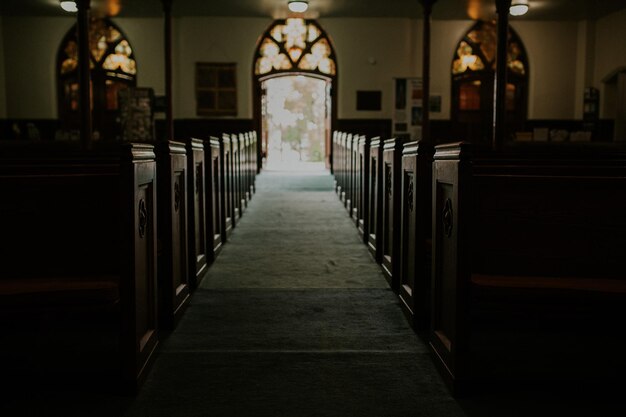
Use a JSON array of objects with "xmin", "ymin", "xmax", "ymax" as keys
[{"xmin": 195, "ymin": 63, "xmax": 237, "ymax": 116}]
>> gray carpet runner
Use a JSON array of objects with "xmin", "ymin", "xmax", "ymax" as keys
[{"xmin": 125, "ymin": 169, "xmax": 465, "ymax": 416}]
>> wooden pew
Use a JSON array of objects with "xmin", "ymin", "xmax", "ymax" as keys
[
  {"xmin": 0, "ymin": 143, "xmax": 159, "ymax": 392},
  {"xmin": 430, "ymin": 142, "xmax": 626, "ymax": 394},
  {"xmin": 186, "ymin": 138, "xmax": 209, "ymax": 288},
  {"xmin": 336, "ymin": 131, "xmax": 345, "ymax": 197},
  {"xmin": 341, "ymin": 132, "xmax": 351, "ymax": 206},
  {"xmin": 332, "ymin": 131, "xmax": 339, "ymax": 188},
  {"xmin": 356, "ymin": 135, "xmax": 370, "ymax": 241},
  {"xmin": 156, "ymin": 141, "xmax": 191, "ymax": 330},
  {"xmin": 367, "ymin": 137, "xmax": 383, "ymax": 263},
  {"xmin": 350, "ymin": 134, "xmax": 360, "ymax": 220},
  {"xmin": 207, "ymin": 137, "xmax": 224, "ymax": 255},
  {"xmin": 381, "ymin": 138, "xmax": 403, "ymax": 291},
  {"xmin": 398, "ymin": 140, "xmax": 433, "ymax": 331},
  {"xmin": 250, "ymin": 131, "xmax": 258, "ymax": 190},
  {"xmin": 231, "ymin": 134, "xmax": 243, "ymax": 219},
  {"xmin": 221, "ymin": 133, "xmax": 235, "ymax": 234}
]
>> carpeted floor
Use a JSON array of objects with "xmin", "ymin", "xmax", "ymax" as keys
[
  {"xmin": 121, "ymin": 169, "xmax": 465, "ymax": 416},
  {"xmin": 3, "ymin": 168, "xmax": 625, "ymax": 416}
]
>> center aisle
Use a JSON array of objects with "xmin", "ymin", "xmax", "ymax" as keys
[{"xmin": 125, "ymin": 169, "xmax": 466, "ymax": 417}]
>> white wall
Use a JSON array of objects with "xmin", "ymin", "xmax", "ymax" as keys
[
  {"xmin": 429, "ymin": 20, "xmax": 470, "ymax": 120},
  {"xmin": 174, "ymin": 17, "xmax": 270, "ymax": 119},
  {"xmin": 2, "ymin": 17, "xmax": 73, "ymax": 119},
  {"xmin": 594, "ymin": 7, "xmax": 626, "ymax": 117},
  {"xmin": 0, "ymin": 17, "xmax": 7, "ymax": 118},
  {"xmin": 320, "ymin": 18, "xmax": 417, "ymax": 119},
  {"xmin": 513, "ymin": 20, "xmax": 579, "ymax": 120}
]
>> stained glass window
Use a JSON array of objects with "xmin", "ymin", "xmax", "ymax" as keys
[
  {"xmin": 57, "ymin": 18, "xmax": 137, "ymax": 137},
  {"xmin": 254, "ymin": 18, "xmax": 336, "ymax": 77},
  {"xmin": 451, "ymin": 21, "xmax": 527, "ymax": 76},
  {"xmin": 451, "ymin": 21, "xmax": 529, "ymax": 140}
]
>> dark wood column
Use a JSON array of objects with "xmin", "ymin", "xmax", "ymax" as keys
[
  {"xmin": 163, "ymin": 0, "xmax": 174, "ymax": 141},
  {"xmin": 77, "ymin": 0, "xmax": 92, "ymax": 148},
  {"xmin": 419, "ymin": 0, "xmax": 436, "ymax": 144},
  {"xmin": 493, "ymin": 0, "xmax": 512, "ymax": 150}
]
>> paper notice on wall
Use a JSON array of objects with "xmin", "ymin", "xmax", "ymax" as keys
[{"xmin": 393, "ymin": 77, "xmax": 422, "ymax": 140}]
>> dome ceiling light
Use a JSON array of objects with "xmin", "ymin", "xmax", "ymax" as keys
[
  {"xmin": 510, "ymin": 0, "xmax": 529, "ymax": 16},
  {"xmin": 288, "ymin": 0, "xmax": 309, "ymax": 14},
  {"xmin": 60, "ymin": 1, "xmax": 78, "ymax": 13}
]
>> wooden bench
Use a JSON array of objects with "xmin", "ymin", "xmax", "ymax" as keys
[
  {"xmin": 186, "ymin": 138, "xmax": 209, "ymax": 289},
  {"xmin": 381, "ymin": 138, "xmax": 404, "ymax": 291},
  {"xmin": 249, "ymin": 131, "xmax": 258, "ymax": 192},
  {"xmin": 398, "ymin": 140, "xmax": 433, "ymax": 331},
  {"xmin": 367, "ymin": 137, "xmax": 383, "ymax": 263},
  {"xmin": 156, "ymin": 141, "xmax": 191, "ymax": 330},
  {"xmin": 230, "ymin": 134, "xmax": 243, "ymax": 220},
  {"xmin": 207, "ymin": 136, "xmax": 224, "ymax": 255},
  {"xmin": 349, "ymin": 134, "xmax": 359, "ymax": 219},
  {"xmin": 356, "ymin": 135, "xmax": 370, "ymax": 241},
  {"xmin": 430, "ymin": 142, "xmax": 626, "ymax": 394},
  {"xmin": 342, "ymin": 133, "xmax": 353, "ymax": 208},
  {"xmin": 0, "ymin": 143, "xmax": 159, "ymax": 392},
  {"xmin": 221, "ymin": 133, "xmax": 235, "ymax": 234}
]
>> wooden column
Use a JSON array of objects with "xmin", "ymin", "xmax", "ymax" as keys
[
  {"xmin": 493, "ymin": 0, "xmax": 512, "ymax": 150},
  {"xmin": 77, "ymin": 0, "xmax": 92, "ymax": 148},
  {"xmin": 419, "ymin": 0, "xmax": 436, "ymax": 144},
  {"xmin": 163, "ymin": 0, "xmax": 174, "ymax": 142}
]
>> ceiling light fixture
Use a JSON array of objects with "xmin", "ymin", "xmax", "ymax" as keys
[
  {"xmin": 60, "ymin": 1, "xmax": 78, "ymax": 13},
  {"xmin": 510, "ymin": 0, "xmax": 529, "ymax": 16},
  {"xmin": 288, "ymin": 0, "xmax": 309, "ymax": 13}
]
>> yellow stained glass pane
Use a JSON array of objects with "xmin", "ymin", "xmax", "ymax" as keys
[
  {"xmin": 92, "ymin": 35, "xmax": 108, "ymax": 62},
  {"xmin": 307, "ymin": 24, "xmax": 320, "ymax": 42},
  {"xmin": 274, "ymin": 53, "xmax": 292, "ymax": 70},
  {"xmin": 298, "ymin": 54, "xmax": 315, "ymax": 70},
  {"xmin": 256, "ymin": 57, "xmax": 272, "ymax": 74},
  {"xmin": 103, "ymin": 53, "xmax": 137, "ymax": 75},
  {"xmin": 115, "ymin": 40, "xmax": 132, "ymax": 56},
  {"xmin": 288, "ymin": 47, "xmax": 303, "ymax": 62},
  {"xmin": 508, "ymin": 60, "xmax": 525, "ymax": 75},
  {"xmin": 465, "ymin": 24, "xmax": 497, "ymax": 63},
  {"xmin": 452, "ymin": 41, "xmax": 484, "ymax": 74},
  {"xmin": 318, "ymin": 57, "xmax": 335, "ymax": 75},
  {"xmin": 61, "ymin": 40, "xmax": 78, "ymax": 74},
  {"xmin": 283, "ymin": 18, "xmax": 307, "ymax": 49},
  {"xmin": 260, "ymin": 39, "xmax": 279, "ymax": 58},
  {"xmin": 89, "ymin": 19, "xmax": 109, "ymax": 62},
  {"xmin": 270, "ymin": 25, "xmax": 283, "ymax": 42},
  {"xmin": 107, "ymin": 27, "xmax": 121, "ymax": 43},
  {"xmin": 507, "ymin": 42, "xmax": 525, "ymax": 75},
  {"xmin": 311, "ymin": 38, "xmax": 330, "ymax": 58}
]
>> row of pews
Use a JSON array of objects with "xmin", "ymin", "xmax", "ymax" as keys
[
  {"xmin": 333, "ymin": 130, "xmax": 626, "ymax": 395},
  {"xmin": 0, "ymin": 132, "xmax": 258, "ymax": 393}
]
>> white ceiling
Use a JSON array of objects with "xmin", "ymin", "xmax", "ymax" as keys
[{"xmin": 1, "ymin": 0, "xmax": 625, "ymax": 21}]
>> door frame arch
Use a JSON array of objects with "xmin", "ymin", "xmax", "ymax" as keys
[{"xmin": 252, "ymin": 18, "xmax": 338, "ymax": 170}]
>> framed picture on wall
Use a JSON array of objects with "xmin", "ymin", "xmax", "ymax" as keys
[{"xmin": 196, "ymin": 62, "xmax": 237, "ymax": 116}]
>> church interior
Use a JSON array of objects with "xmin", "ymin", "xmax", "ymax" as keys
[{"xmin": 1, "ymin": 0, "xmax": 626, "ymax": 415}]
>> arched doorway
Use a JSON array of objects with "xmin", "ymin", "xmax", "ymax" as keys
[
  {"xmin": 450, "ymin": 20, "xmax": 528, "ymax": 144},
  {"xmin": 253, "ymin": 18, "xmax": 337, "ymax": 170},
  {"xmin": 57, "ymin": 18, "xmax": 137, "ymax": 140}
]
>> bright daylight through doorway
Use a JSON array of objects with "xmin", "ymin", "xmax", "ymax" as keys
[{"xmin": 262, "ymin": 75, "xmax": 329, "ymax": 171}]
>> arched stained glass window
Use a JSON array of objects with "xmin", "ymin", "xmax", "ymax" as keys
[
  {"xmin": 450, "ymin": 21, "xmax": 529, "ymax": 143},
  {"xmin": 254, "ymin": 18, "xmax": 336, "ymax": 78},
  {"xmin": 57, "ymin": 18, "xmax": 137, "ymax": 137},
  {"xmin": 451, "ymin": 20, "xmax": 527, "ymax": 76}
]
